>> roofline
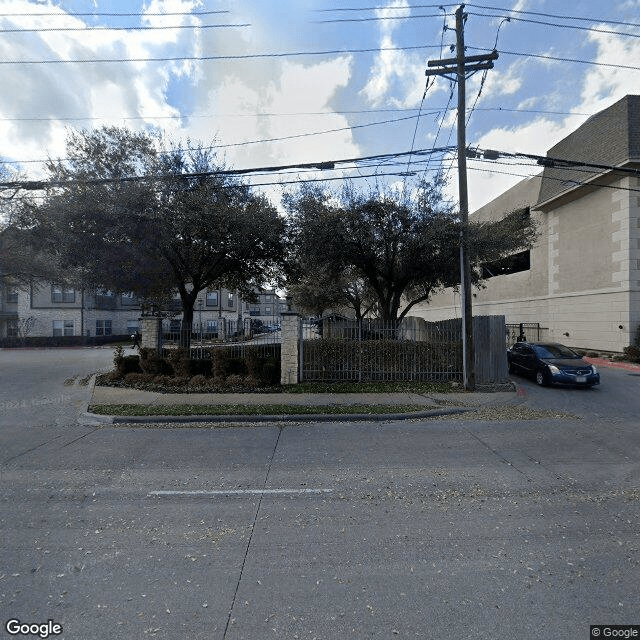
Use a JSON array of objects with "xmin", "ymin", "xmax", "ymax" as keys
[{"xmin": 535, "ymin": 158, "xmax": 640, "ymax": 211}]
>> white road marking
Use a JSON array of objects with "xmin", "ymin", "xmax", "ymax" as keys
[{"xmin": 148, "ymin": 488, "xmax": 332, "ymax": 497}]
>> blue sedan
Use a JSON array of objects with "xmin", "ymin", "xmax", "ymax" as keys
[{"xmin": 507, "ymin": 342, "xmax": 600, "ymax": 388}]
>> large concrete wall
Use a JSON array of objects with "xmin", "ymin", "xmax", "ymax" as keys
[{"xmin": 409, "ymin": 173, "xmax": 639, "ymax": 353}]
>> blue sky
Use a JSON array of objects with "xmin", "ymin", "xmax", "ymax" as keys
[{"xmin": 1, "ymin": 0, "xmax": 640, "ymax": 211}]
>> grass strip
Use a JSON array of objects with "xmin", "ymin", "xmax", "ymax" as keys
[{"xmin": 89, "ymin": 403, "xmax": 436, "ymax": 417}]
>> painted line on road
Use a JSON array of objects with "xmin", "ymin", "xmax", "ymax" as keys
[{"xmin": 148, "ymin": 488, "xmax": 333, "ymax": 497}]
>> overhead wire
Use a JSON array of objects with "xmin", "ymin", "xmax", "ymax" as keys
[
  {"xmin": 466, "ymin": 12, "xmax": 640, "ymax": 39},
  {"xmin": 0, "ymin": 44, "xmax": 442, "ymax": 65},
  {"xmin": 0, "ymin": 22, "xmax": 251, "ymax": 34},
  {"xmin": 421, "ymin": 5, "xmax": 453, "ymax": 182},
  {"xmin": 465, "ymin": 4, "xmax": 640, "ymax": 30},
  {"xmin": 0, "ymin": 10, "xmax": 230, "ymax": 18},
  {"xmin": 465, "ymin": 16, "xmax": 509, "ymax": 127}
]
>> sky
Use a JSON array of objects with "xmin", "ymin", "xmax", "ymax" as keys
[{"xmin": 1, "ymin": 0, "xmax": 640, "ymax": 212}]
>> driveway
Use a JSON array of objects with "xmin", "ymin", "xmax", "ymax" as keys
[{"xmin": 1, "ymin": 348, "xmax": 638, "ymax": 640}]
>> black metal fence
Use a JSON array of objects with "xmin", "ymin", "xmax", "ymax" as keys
[
  {"xmin": 301, "ymin": 317, "xmax": 463, "ymax": 382},
  {"xmin": 159, "ymin": 319, "xmax": 281, "ymax": 359},
  {"xmin": 505, "ymin": 323, "xmax": 548, "ymax": 347}
]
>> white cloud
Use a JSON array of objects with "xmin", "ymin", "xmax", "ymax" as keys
[
  {"xmin": 360, "ymin": 0, "xmax": 424, "ymax": 107},
  {"xmin": 185, "ymin": 55, "xmax": 361, "ymax": 209}
]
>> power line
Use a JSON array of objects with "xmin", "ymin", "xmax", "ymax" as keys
[
  {"xmin": 0, "ymin": 105, "xmax": 599, "ymax": 127},
  {"xmin": 314, "ymin": 13, "xmax": 448, "ymax": 23},
  {"xmin": 2, "ymin": 114, "xmax": 431, "ymax": 166},
  {"xmin": 465, "ymin": 4, "xmax": 640, "ymax": 30},
  {"xmin": 0, "ymin": 10, "xmax": 230, "ymax": 18},
  {"xmin": 0, "ymin": 44, "xmax": 440, "ymax": 65},
  {"xmin": 467, "ymin": 12, "xmax": 640, "ymax": 39},
  {"xmin": 0, "ymin": 146, "xmax": 456, "ymax": 190},
  {"xmin": 468, "ymin": 47, "xmax": 640, "ymax": 72},
  {"xmin": 0, "ymin": 22, "xmax": 250, "ymax": 34},
  {"xmin": 313, "ymin": 4, "xmax": 459, "ymax": 11},
  {"xmin": 316, "ymin": 2, "xmax": 640, "ymax": 31}
]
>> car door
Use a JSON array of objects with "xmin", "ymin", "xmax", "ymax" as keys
[{"xmin": 517, "ymin": 344, "xmax": 537, "ymax": 375}]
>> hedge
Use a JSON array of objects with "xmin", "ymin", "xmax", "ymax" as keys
[{"xmin": 302, "ymin": 338, "xmax": 462, "ymax": 382}]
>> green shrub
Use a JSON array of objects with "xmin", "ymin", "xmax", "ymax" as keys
[
  {"xmin": 113, "ymin": 345, "xmax": 124, "ymax": 370},
  {"xmin": 124, "ymin": 372, "xmax": 154, "ymax": 385},
  {"xmin": 168, "ymin": 348, "xmax": 190, "ymax": 377},
  {"xmin": 302, "ymin": 338, "xmax": 462, "ymax": 382},
  {"xmin": 189, "ymin": 374, "xmax": 209, "ymax": 387},
  {"xmin": 262, "ymin": 357, "xmax": 281, "ymax": 385},
  {"xmin": 213, "ymin": 348, "xmax": 231, "ymax": 380},
  {"xmin": 190, "ymin": 359, "xmax": 212, "ymax": 377},
  {"xmin": 622, "ymin": 345, "xmax": 640, "ymax": 363},
  {"xmin": 139, "ymin": 348, "xmax": 171, "ymax": 375}
]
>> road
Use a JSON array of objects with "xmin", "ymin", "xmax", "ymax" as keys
[{"xmin": 1, "ymin": 348, "xmax": 638, "ymax": 640}]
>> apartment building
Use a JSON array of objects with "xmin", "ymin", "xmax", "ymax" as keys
[{"xmin": 0, "ymin": 281, "xmax": 288, "ymax": 340}]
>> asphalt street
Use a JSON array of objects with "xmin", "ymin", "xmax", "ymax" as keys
[{"xmin": 1, "ymin": 347, "xmax": 639, "ymax": 640}]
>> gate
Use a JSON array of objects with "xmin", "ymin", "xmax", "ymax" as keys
[{"xmin": 505, "ymin": 323, "xmax": 548, "ymax": 346}]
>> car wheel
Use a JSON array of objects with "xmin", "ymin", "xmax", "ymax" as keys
[{"xmin": 535, "ymin": 370, "xmax": 548, "ymax": 386}]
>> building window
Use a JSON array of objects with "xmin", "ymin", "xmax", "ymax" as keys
[
  {"xmin": 206, "ymin": 291, "xmax": 219, "ymax": 307},
  {"xmin": 121, "ymin": 292, "xmax": 138, "ymax": 305},
  {"xmin": 96, "ymin": 319, "xmax": 112, "ymax": 336},
  {"xmin": 127, "ymin": 320, "xmax": 139, "ymax": 334},
  {"xmin": 482, "ymin": 250, "xmax": 530, "ymax": 279},
  {"xmin": 265, "ymin": 306, "xmax": 272, "ymax": 315},
  {"xmin": 227, "ymin": 293, "xmax": 234, "ymax": 308},
  {"xmin": 206, "ymin": 320, "xmax": 218, "ymax": 335},
  {"xmin": 7, "ymin": 320, "xmax": 18, "ymax": 337},
  {"xmin": 249, "ymin": 305, "xmax": 261, "ymax": 316},
  {"xmin": 53, "ymin": 320, "xmax": 74, "ymax": 336},
  {"xmin": 52, "ymin": 286, "xmax": 75, "ymax": 303},
  {"xmin": 6, "ymin": 289, "xmax": 18, "ymax": 304}
]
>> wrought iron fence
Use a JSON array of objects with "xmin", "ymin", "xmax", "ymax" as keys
[
  {"xmin": 160, "ymin": 319, "xmax": 281, "ymax": 359},
  {"xmin": 505, "ymin": 323, "xmax": 548, "ymax": 347},
  {"xmin": 301, "ymin": 317, "xmax": 463, "ymax": 382}
]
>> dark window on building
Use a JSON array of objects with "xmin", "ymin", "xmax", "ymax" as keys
[
  {"xmin": 96, "ymin": 319, "xmax": 112, "ymax": 336},
  {"xmin": 6, "ymin": 289, "xmax": 18, "ymax": 304},
  {"xmin": 206, "ymin": 291, "xmax": 219, "ymax": 307},
  {"xmin": 52, "ymin": 286, "xmax": 75, "ymax": 303},
  {"xmin": 482, "ymin": 250, "xmax": 530, "ymax": 279}
]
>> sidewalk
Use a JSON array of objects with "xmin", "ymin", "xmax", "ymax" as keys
[
  {"xmin": 83, "ymin": 355, "xmax": 637, "ymax": 425},
  {"xmin": 85, "ymin": 382, "xmax": 518, "ymax": 424}
]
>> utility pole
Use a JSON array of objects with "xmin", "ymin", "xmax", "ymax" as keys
[{"xmin": 425, "ymin": 4, "xmax": 498, "ymax": 391}]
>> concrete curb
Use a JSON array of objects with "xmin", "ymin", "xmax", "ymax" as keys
[{"xmin": 81, "ymin": 406, "xmax": 473, "ymax": 425}]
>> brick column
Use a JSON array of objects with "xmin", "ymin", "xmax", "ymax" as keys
[
  {"xmin": 140, "ymin": 316, "xmax": 162, "ymax": 351},
  {"xmin": 280, "ymin": 312, "xmax": 301, "ymax": 385}
]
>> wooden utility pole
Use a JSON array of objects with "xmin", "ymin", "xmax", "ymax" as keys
[{"xmin": 425, "ymin": 4, "xmax": 498, "ymax": 391}]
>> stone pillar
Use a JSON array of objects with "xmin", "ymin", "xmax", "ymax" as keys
[
  {"xmin": 280, "ymin": 312, "xmax": 302, "ymax": 385},
  {"xmin": 140, "ymin": 316, "xmax": 162, "ymax": 351}
]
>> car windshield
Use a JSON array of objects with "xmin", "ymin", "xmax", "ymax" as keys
[{"xmin": 532, "ymin": 344, "xmax": 581, "ymax": 359}]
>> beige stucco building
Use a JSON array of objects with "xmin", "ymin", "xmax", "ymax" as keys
[{"xmin": 409, "ymin": 95, "xmax": 640, "ymax": 353}]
